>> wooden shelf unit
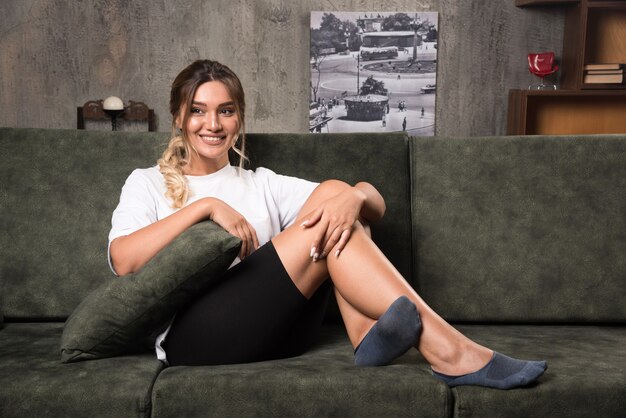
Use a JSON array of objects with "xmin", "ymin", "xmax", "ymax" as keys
[
  {"xmin": 561, "ymin": 0, "xmax": 626, "ymax": 89},
  {"xmin": 507, "ymin": 89, "xmax": 626, "ymax": 135},
  {"xmin": 509, "ymin": 0, "xmax": 626, "ymax": 135}
]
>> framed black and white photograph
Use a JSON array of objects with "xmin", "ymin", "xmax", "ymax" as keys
[{"xmin": 310, "ymin": 11, "xmax": 438, "ymax": 135}]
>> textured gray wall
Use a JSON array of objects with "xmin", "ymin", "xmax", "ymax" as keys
[{"xmin": 0, "ymin": 0, "xmax": 564, "ymax": 136}]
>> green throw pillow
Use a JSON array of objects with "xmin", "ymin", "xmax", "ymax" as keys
[{"xmin": 60, "ymin": 221, "xmax": 241, "ymax": 363}]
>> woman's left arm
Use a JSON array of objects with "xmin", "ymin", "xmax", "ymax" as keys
[{"xmin": 300, "ymin": 180, "xmax": 386, "ymax": 260}]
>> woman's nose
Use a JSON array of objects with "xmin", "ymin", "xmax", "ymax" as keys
[{"xmin": 205, "ymin": 112, "xmax": 221, "ymax": 131}]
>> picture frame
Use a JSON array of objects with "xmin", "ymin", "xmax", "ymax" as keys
[{"xmin": 310, "ymin": 11, "xmax": 439, "ymax": 135}]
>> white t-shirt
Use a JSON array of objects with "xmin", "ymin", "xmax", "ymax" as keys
[{"xmin": 108, "ymin": 164, "xmax": 319, "ymax": 363}]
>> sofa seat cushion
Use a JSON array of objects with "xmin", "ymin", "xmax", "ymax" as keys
[
  {"xmin": 0, "ymin": 323, "xmax": 163, "ymax": 417},
  {"xmin": 451, "ymin": 324, "xmax": 626, "ymax": 418},
  {"xmin": 151, "ymin": 325, "xmax": 452, "ymax": 418}
]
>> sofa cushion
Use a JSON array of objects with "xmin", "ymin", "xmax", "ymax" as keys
[
  {"xmin": 450, "ymin": 324, "xmax": 626, "ymax": 418},
  {"xmin": 411, "ymin": 135, "xmax": 626, "ymax": 322},
  {"xmin": 60, "ymin": 221, "xmax": 241, "ymax": 362},
  {"xmin": 0, "ymin": 323, "xmax": 163, "ymax": 417},
  {"xmin": 150, "ymin": 325, "xmax": 452, "ymax": 418},
  {"xmin": 0, "ymin": 128, "xmax": 171, "ymax": 320}
]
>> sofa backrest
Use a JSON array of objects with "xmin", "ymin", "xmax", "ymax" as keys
[
  {"xmin": 0, "ymin": 128, "xmax": 170, "ymax": 320},
  {"xmin": 410, "ymin": 135, "xmax": 626, "ymax": 323},
  {"xmin": 7, "ymin": 127, "xmax": 622, "ymax": 324},
  {"xmin": 0, "ymin": 128, "xmax": 412, "ymax": 321}
]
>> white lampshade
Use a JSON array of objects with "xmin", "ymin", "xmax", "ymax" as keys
[{"xmin": 103, "ymin": 96, "xmax": 124, "ymax": 110}]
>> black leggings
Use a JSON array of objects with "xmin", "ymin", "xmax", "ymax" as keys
[{"xmin": 164, "ymin": 241, "xmax": 331, "ymax": 366}]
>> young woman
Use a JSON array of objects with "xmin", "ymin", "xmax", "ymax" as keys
[{"xmin": 109, "ymin": 60, "xmax": 546, "ymax": 389}]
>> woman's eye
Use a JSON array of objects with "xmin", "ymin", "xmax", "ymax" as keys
[
  {"xmin": 191, "ymin": 107, "xmax": 203, "ymax": 114},
  {"xmin": 221, "ymin": 108, "xmax": 235, "ymax": 115}
]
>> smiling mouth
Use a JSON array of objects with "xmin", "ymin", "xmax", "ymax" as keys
[{"xmin": 199, "ymin": 135, "xmax": 225, "ymax": 144}]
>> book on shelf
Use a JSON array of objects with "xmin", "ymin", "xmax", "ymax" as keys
[
  {"xmin": 585, "ymin": 69, "xmax": 624, "ymax": 75},
  {"xmin": 583, "ymin": 63, "xmax": 624, "ymax": 71},
  {"xmin": 583, "ymin": 73, "xmax": 624, "ymax": 84}
]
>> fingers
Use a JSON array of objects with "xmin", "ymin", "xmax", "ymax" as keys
[
  {"xmin": 309, "ymin": 220, "xmax": 328, "ymax": 262},
  {"xmin": 301, "ymin": 198, "xmax": 360, "ymax": 261},
  {"xmin": 208, "ymin": 200, "xmax": 258, "ymax": 259},
  {"xmin": 334, "ymin": 229, "xmax": 351, "ymax": 258},
  {"xmin": 300, "ymin": 208, "xmax": 323, "ymax": 229},
  {"xmin": 320, "ymin": 225, "xmax": 346, "ymax": 259},
  {"xmin": 321, "ymin": 226, "xmax": 352, "ymax": 260},
  {"xmin": 310, "ymin": 222, "xmax": 353, "ymax": 262},
  {"xmin": 232, "ymin": 222, "xmax": 258, "ymax": 260},
  {"xmin": 251, "ymin": 228, "xmax": 260, "ymax": 254},
  {"xmin": 240, "ymin": 223, "xmax": 259, "ymax": 260}
]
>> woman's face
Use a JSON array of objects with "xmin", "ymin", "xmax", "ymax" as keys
[{"xmin": 181, "ymin": 81, "xmax": 240, "ymax": 175}]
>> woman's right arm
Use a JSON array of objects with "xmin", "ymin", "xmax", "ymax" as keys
[{"xmin": 110, "ymin": 198, "xmax": 259, "ymax": 276}]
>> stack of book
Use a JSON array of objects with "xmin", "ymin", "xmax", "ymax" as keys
[{"xmin": 583, "ymin": 64, "xmax": 625, "ymax": 84}]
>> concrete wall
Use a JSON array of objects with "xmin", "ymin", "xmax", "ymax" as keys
[{"xmin": 0, "ymin": 0, "xmax": 564, "ymax": 136}]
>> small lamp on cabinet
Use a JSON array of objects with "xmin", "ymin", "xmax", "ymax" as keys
[{"xmin": 102, "ymin": 96, "xmax": 125, "ymax": 131}]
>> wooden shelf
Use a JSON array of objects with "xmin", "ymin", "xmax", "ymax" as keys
[
  {"xmin": 587, "ymin": 0, "xmax": 626, "ymax": 6},
  {"xmin": 583, "ymin": 4, "xmax": 626, "ymax": 87},
  {"xmin": 508, "ymin": 89, "xmax": 626, "ymax": 135},
  {"xmin": 515, "ymin": 0, "xmax": 579, "ymax": 7}
]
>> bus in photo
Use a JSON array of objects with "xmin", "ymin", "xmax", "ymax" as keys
[{"xmin": 359, "ymin": 31, "xmax": 418, "ymax": 61}]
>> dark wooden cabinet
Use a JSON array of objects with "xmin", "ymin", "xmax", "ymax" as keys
[
  {"xmin": 509, "ymin": 0, "xmax": 626, "ymax": 134},
  {"xmin": 508, "ymin": 89, "xmax": 626, "ymax": 134}
]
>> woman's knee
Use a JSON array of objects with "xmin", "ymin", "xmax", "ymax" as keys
[
  {"xmin": 312, "ymin": 179, "xmax": 350, "ymax": 199},
  {"xmin": 296, "ymin": 180, "xmax": 350, "ymax": 220}
]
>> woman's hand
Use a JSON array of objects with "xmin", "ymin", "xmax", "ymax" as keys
[
  {"xmin": 300, "ymin": 187, "xmax": 366, "ymax": 261},
  {"xmin": 206, "ymin": 198, "xmax": 259, "ymax": 259}
]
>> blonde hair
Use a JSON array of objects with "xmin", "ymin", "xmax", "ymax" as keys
[{"xmin": 158, "ymin": 60, "xmax": 248, "ymax": 208}]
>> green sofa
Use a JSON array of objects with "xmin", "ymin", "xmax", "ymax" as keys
[{"xmin": 1, "ymin": 127, "xmax": 624, "ymax": 417}]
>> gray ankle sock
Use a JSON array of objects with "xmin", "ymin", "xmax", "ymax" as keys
[
  {"xmin": 354, "ymin": 296, "xmax": 421, "ymax": 367},
  {"xmin": 432, "ymin": 352, "xmax": 547, "ymax": 389}
]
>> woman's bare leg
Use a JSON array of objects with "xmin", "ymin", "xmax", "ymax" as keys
[
  {"xmin": 334, "ymin": 284, "xmax": 376, "ymax": 347},
  {"xmin": 333, "ymin": 222, "xmax": 377, "ymax": 348},
  {"xmin": 333, "ymin": 224, "xmax": 411, "ymax": 352},
  {"xmin": 272, "ymin": 181, "xmax": 493, "ymax": 375}
]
